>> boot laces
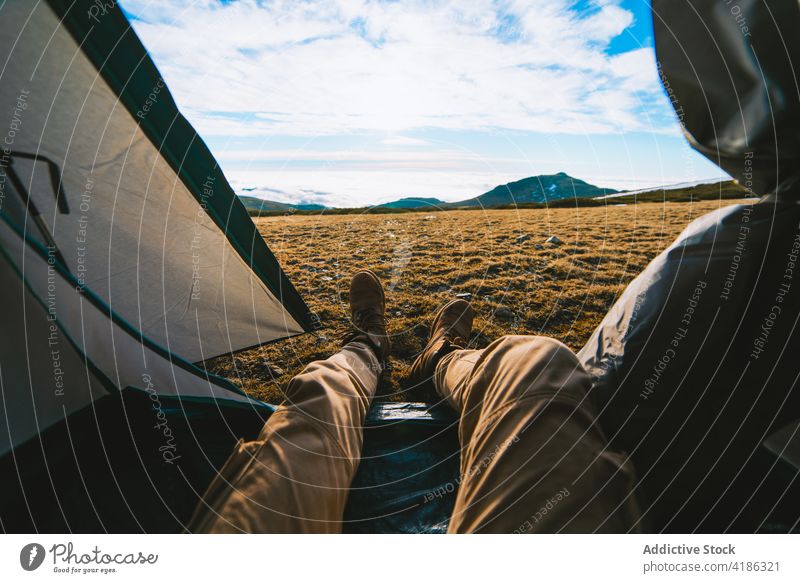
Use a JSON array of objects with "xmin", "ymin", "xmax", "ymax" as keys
[
  {"xmin": 340, "ymin": 309, "xmax": 386, "ymax": 347},
  {"xmin": 353, "ymin": 309, "xmax": 386, "ymax": 334}
]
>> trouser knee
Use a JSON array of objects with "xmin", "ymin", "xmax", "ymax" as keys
[
  {"xmin": 282, "ymin": 359, "xmax": 371, "ymax": 428},
  {"xmin": 474, "ymin": 335, "xmax": 589, "ymax": 404}
]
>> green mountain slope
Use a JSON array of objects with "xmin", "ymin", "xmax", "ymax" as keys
[
  {"xmin": 378, "ymin": 197, "xmax": 445, "ymax": 209},
  {"xmin": 449, "ymin": 173, "xmax": 617, "ymax": 207}
]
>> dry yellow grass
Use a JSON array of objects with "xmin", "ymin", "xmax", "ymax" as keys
[{"xmin": 207, "ymin": 199, "xmax": 747, "ymax": 404}]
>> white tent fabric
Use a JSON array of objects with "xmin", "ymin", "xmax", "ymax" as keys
[
  {"xmin": 0, "ymin": 238, "xmax": 108, "ymax": 457},
  {"xmin": 0, "ymin": 216, "xmax": 263, "ymax": 456},
  {"xmin": 0, "ymin": 1, "xmax": 304, "ymax": 362}
]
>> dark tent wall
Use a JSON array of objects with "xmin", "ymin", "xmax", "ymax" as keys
[
  {"xmin": 579, "ymin": 0, "xmax": 800, "ymax": 532},
  {"xmin": 651, "ymin": 0, "xmax": 800, "ymax": 198}
]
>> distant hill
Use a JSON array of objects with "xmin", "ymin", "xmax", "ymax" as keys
[
  {"xmin": 371, "ymin": 174, "xmax": 615, "ymax": 210},
  {"xmin": 239, "ymin": 174, "xmax": 752, "ymax": 217},
  {"xmin": 378, "ymin": 197, "xmax": 445, "ymax": 209},
  {"xmin": 448, "ymin": 173, "xmax": 617, "ymax": 207},
  {"xmin": 292, "ymin": 203, "xmax": 328, "ymax": 211},
  {"xmin": 593, "ymin": 180, "xmax": 752, "ymax": 204},
  {"xmin": 238, "ymin": 195, "xmax": 326, "ymax": 213}
]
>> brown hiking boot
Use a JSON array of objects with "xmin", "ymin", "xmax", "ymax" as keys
[
  {"xmin": 343, "ymin": 270, "xmax": 390, "ymax": 365},
  {"xmin": 408, "ymin": 299, "xmax": 475, "ymax": 394}
]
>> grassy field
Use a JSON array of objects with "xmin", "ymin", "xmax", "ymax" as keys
[{"xmin": 207, "ymin": 199, "xmax": 748, "ymax": 404}]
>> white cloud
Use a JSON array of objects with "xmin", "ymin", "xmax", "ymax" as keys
[
  {"xmin": 380, "ymin": 136, "xmax": 430, "ymax": 146},
  {"xmin": 123, "ymin": 0, "xmax": 669, "ymax": 137},
  {"xmin": 213, "ymin": 148, "xmax": 518, "ymax": 165}
]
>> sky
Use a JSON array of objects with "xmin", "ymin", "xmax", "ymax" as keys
[{"xmin": 120, "ymin": 0, "xmax": 726, "ymax": 207}]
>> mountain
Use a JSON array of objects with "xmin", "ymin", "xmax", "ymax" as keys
[
  {"xmin": 238, "ymin": 195, "xmax": 326, "ymax": 213},
  {"xmin": 238, "ymin": 173, "xmax": 618, "ymax": 213},
  {"xmin": 378, "ymin": 197, "xmax": 445, "ymax": 209},
  {"xmin": 291, "ymin": 203, "xmax": 328, "ymax": 211},
  {"xmin": 376, "ymin": 174, "xmax": 614, "ymax": 210},
  {"xmin": 449, "ymin": 173, "xmax": 617, "ymax": 207}
]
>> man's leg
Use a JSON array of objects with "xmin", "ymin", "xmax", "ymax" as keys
[
  {"xmin": 409, "ymin": 299, "xmax": 641, "ymax": 533},
  {"xmin": 189, "ymin": 342, "xmax": 379, "ymax": 533},
  {"xmin": 436, "ymin": 335, "xmax": 642, "ymax": 533},
  {"xmin": 188, "ymin": 271, "xmax": 389, "ymax": 533}
]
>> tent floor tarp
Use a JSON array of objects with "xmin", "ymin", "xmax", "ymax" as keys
[
  {"xmin": 0, "ymin": 397, "xmax": 461, "ymax": 533},
  {"xmin": 343, "ymin": 403, "xmax": 460, "ymax": 534},
  {"xmin": 0, "ymin": 390, "xmax": 268, "ymax": 533},
  {"xmin": 2, "ymin": 395, "xmax": 797, "ymax": 533}
]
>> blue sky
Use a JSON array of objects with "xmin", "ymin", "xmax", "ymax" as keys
[{"xmin": 121, "ymin": 0, "xmax": 725, "ymax": 207}]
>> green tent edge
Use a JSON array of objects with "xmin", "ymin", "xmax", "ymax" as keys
[{"xmin": 46, "ymin": 0, "xmax": 317, "ymax": 338}]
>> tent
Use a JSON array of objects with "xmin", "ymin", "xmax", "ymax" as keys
[
  {"xmin": 0, "ymin": 0, "xmax": 315, "ymax": 530},
  {"xmin": 3, "ymin": 0, "xmax": 799, "ymax": 534},
  {"xmin": 0, "ymin": 0, "xmax": 458, "ymax": 533},
  {"xmin": 579, "ymin": 0, "xmax": 800, "ymax": 532}
]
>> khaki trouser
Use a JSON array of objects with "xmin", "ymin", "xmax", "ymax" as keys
[{"xmin": 189, "ymin": 336, "xmax": 641, "ymax": 533}]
